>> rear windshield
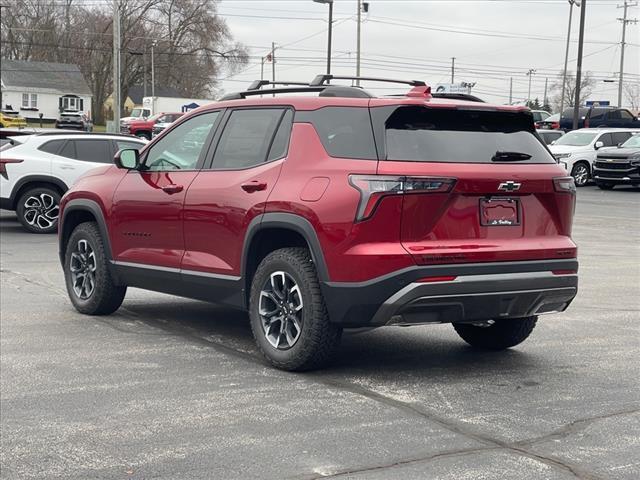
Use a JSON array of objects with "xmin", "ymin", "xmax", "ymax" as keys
[
  {"xmin": 61, "ymin": 114, "xmax": 81, "ymax": 121},
  {"xmin": 379, "ymin": 106, "xmax": 554, "ymax": 164}
]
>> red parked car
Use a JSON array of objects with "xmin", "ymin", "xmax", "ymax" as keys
[
  {"xmin": 121, "ymin": 112, "xmax": 183, "ymax": 140},
  {"xmin": 58, "ymin": 75, "xmax": 578, "ymax": 371}
]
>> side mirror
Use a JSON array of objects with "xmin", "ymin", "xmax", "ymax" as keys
[
  {"xmin": 594, "ymin": 141, "xmax": 604, "ymax": 150},
  {"xmin": 551, "ymin": 140, "xmax": 557, "ymax": 145},
  {"xmin": 114, "ymin": 149, "xmax": 140, "ymax": 169}
]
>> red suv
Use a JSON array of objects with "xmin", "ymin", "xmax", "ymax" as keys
[{"xmin": 58, "ymin": 75, "xmax": 578, "ymax": 371}]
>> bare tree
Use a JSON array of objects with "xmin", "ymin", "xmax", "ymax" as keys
[
  {"xmin": 624, "ymin": 81, "xmax": 640, "ymax": 112},
  {"xmin": 0, "ymin": 0, "xmax": 247, "ymax": 124},
  {"xmin": 550, "ymin": 70, "xmax": 596, "ymax": 112}
]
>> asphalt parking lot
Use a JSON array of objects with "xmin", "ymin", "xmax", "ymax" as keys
[{"xmin": 1, "ymin": 185, "xmax": 639, "ymax": 480}]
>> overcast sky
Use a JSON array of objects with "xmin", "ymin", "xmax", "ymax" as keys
[{"xmin": 216, "ymin": 0, "xmax": 639, "ymax": 109}]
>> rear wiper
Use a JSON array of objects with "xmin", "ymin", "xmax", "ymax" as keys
[{"xmin": 491, "ymin": 151, "xmax": 532, "ymax": 162}]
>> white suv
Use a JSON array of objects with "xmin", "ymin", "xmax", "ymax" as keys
[
  {"xmin": 0, "ymin": 133, "xmax": 146, "ymax": 233},
  {"xmin": 549, "ymin": 128, "xmax": 639, "ymax": 186}
]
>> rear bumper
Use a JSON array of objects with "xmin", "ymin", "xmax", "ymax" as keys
[{"xmin": 322, "ymin": 259, "xmax": 578, "ymax": 326}]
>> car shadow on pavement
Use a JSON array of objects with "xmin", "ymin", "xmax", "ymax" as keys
[{"xmin": 117, "ymin": 298, "xmax": 541, "ymax": 378}]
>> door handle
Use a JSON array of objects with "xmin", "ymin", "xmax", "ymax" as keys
[
  {"xmin": 60, "ymin": 164, "xmax": 75, "ymax": 170},
  {"xmin": 161, "ymin": 184, "xmax": 184, "ymax": 194},
  {"xmin": 241, "ymin": 181, "xmax": 267, "ymax": 193}
]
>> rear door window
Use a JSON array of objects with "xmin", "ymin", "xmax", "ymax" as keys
[
  {"xmin": 377, "ymin": 106, "xmax": 555, "ymax": 164},
  {"xmin": 212, "ymin": 108, "xmax": 285, "ymax": 169},
  {"xmin": 597, "ymin": 133, "xmax": 615, "ymax": 147},
  {"xmin": 38, "ymin": 139, "xmax": 65, "ymax": 155},
  {"xmin": 296, "ymin": 107, "xmax": 377, "ymax": 160},
  {"xmin": 589, "ymin": 108, "xmax": 608, "ymax": 121},
  {"xmin": 75, "ymin": 140, "xmax": 114, "ymax": 163},
  {"xmin": 58, "ymin": 140, "xmax": 76, "ymax": 159}
]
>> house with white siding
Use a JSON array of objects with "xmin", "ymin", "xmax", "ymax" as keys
[{"xmin": 0, "ymin": 59, "xmax": 92, "ymax": 122}]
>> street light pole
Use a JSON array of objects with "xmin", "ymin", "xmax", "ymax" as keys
[
  {"xmin": 561, "ymin": 0, "xmax": 579, "ymax": 116},
  {"xmin": 356, "ymin": 0, "xmax": 361, "ymax": 84},
  {"xmin": 313, "ymin": 0, "xmax": 333, "ymax": 75},
  {"xmin": 151, "ymin": 42, "xmax": 156, "ymax": 114},
  {"xmin": 526, "ymin": 68, "xmax": 536, "ymax": 104},
  {"xmin": 573, "ymin": 0, "xmax": 587, "ymax": 130}
]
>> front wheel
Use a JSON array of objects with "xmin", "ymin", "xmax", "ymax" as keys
[
  {"xmin": 571, "ymin": 162, "xmax": 590, "ymax": 187},
  {"xmin": 453, "ymin": 317, "xmax": 537, "ymax": 350},
  {"xmin": 16, "ymin": 186, "xmax": 61, "ymax": 233},
  {"xmin": 64, "ymin": 222, "xmax": 126, "ymax": 315},
  {"xmin": 249, "ymin": 247, "xmax": 342, "ymax": 371}
]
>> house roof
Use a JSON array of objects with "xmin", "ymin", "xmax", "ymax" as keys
[
  {"xmin": 1, "ymin": 59, "xmax": 92, "ymax": 96},
  {"xmin": 126, "ymin": 85, "xmax": 181, "ymax": 104}
]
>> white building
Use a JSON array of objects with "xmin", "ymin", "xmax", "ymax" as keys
[{"xmin": 0, "ymin": 59, "xmax": 92, "ymax": 122}]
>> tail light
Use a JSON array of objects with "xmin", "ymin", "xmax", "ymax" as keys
[
  {"xmin": 0, "ymin": 158, "xmax": 23, "ymax": 180},
  {"xmin": 349, "ymin": 175, "xmax": 456, "ymax": 221},
  {"xmin": 553, "ymin": 176, "xmax": 576, "ymax": 194}
]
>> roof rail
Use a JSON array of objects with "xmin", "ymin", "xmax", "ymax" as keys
[
  {"xmin": 219, "ymin": 85, "xmax": 373, "ymax": 101},
  {"xmin": 310, "ymin": 74, "xmax": 426, "ymax": 87},
  {"xmin": 32, "ymin": 131, "xmax": 141, "ymax": 139},
  {"xmin": 247, "ymin": 80, "xmax": 310, "ymax": 91}
]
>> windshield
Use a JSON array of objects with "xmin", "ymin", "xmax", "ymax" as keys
[
  {"xmin": 554, "ymin": 131, "xmax": 597, "ymax": 146},
  {"xmin": 148, "ymin": 113, "xmax": 163, "ymax": 122},
  {"xmin": 131, "ymin": 108, "xmax": 146, "ymax": 118},
  {"xmin": 2, "ymin": 111, "xmax": 19, "ymax": 118},
  {"xmin": 621, "ymin": 134, "xmax": 640, "ymax": 148}
]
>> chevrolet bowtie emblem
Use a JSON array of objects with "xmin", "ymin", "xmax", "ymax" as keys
[{"xmin": 498, "ymin": 181, "xmax": 522, "ymax": 192}]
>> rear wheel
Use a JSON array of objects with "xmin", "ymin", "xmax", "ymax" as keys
[
  {"xmin": 596, "ymin": 182, "xmax": 615, "ymax": 190},
  {"xmin": 16, "ymin": 186, "xmax": 61, "ymax": 234},
  {"xmin": 453, "ymin": 317, "xmax": 537, "ymax": 350},
  {"xmin": 571, "ymin": 162, "xmax": 590, "ymax": 187},
  {"xmin": 249, "ymin": 247, "xmax": 342, "ymax": 371},
  {"xmin": 63, "ymin": 222, "xmax": 126, "ymax": 315},
  {"xmin": 135, "ymin": 132, "xmax": 151, "ymax": 140}
]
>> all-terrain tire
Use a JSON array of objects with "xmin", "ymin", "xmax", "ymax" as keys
[
  {"xmin": 453, "ymin": 316, "xmax": 538, "ymax": 350},
  {"xmin": 64, "ymin": 222, "xmax": 126, "ymax": 315},
  {"xmin": 16, "ymin": 186, "xmax": 61, "ymax": 234},
  {"xmin": 249, "ymin": 247, "xmax": 342, "ymax": 371}
]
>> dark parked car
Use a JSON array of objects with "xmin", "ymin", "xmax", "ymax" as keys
[
  {"xmin": 55, "ymin": 111, "xmax": 93, "ymax": 132},
  {"xmin": 593, "ymin": 133, "xmax": 640, "ymax": 189},
  {"xmin": 559, "ymin": 106, "xmax": 639, "ymax": 131}
]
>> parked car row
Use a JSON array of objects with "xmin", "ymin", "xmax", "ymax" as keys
[
  {"xmin": 0, "ymin": 132, "xmax": 146, "ymax": 233},
  {"xmin": 120, "ymin": 112, "xmax": 184, "ymax": 139},
  {"xmin": 549, "ymin": 128, "xmax": 640, "ymax": 187}
]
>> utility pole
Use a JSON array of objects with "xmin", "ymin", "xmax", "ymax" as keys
[
  {"xmin": 143, "ymin": 46, "xmax": 147, "ymax": 98},
  {"xmin": 313, "ymin": 0, "xmax": 334, "ymax": 75},
  {"xmin": 271, "ymin": 42, "xmax": 276, "ymax": 97},
  {"xmin": 451, "ymin": 57, "xmax": 455, "ymax": 84},
  {"xmin": 509, "ymin": 77, "xmax": 513, "ymax": 104},
  {"xmin": 543, "ymin": 77, "xmax": 549, "ymax": 108},
  {"xmin": 573, "ymin": 0, "xmax": 587, "ymax": 130},
  {"xmin": 617, "ymin": 1, "xmax": 638, "ymax": 107},
  {"xmin": 260, "ymin": 56, "xmax": 265, "ymax": 81},
  {"xmin": 526, "ymin": 68, "xmax": 536, "ymax": 105},
  {"xmin": 561, "ymin": 0, "xmax": 579, "ymax": 116},
  {"xmin": 112, "ymin": 0, "xmax": 120, "ymax": 129},
  {"xmin": 356, "ymin": 0, "xmax": 361, "ymax": 85},
  {"xmin": 151, "ymin": 42, "xmax": 155, "ymax": 114}
]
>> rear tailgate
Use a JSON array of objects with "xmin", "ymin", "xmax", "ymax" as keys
[{"xmin": 371, "ymin": 104, "xmax": 577, "ymax": 265}]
